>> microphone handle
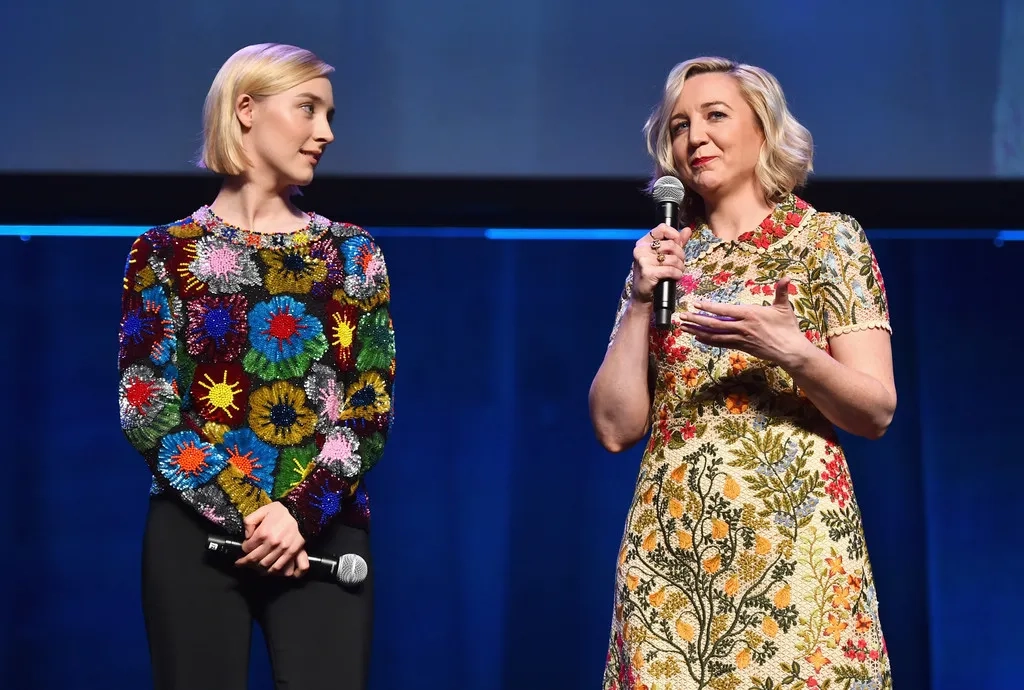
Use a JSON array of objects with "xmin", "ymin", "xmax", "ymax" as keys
[
  {"xmin": 207, "ymin": 536, "xmax": 338, "ymax": 574},
  {"xmin": 654, "ymin": 200, "xmax": 680, "ymax": 330}
]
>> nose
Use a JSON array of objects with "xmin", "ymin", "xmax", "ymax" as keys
[
  {"xmin": 315, "ymin": 117, "xmax": 334, "ymax": 144},
  {"xmin": 687, "ymin": 119, "xmax": 708, "ymax": 148}
]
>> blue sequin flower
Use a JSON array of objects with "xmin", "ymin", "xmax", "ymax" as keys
[
  {"xmin": 186, "ymin": 294, "xmax": 249, "ymax": 362},
  {"xmin": 157, "ymin": 430, "xmax": 228, "ymax": 490},
  {"xmin": 244, "ymin": 296, "xmax": 328, "ymax": 380},
  {"xmin": 340, "ymin": 236, "xmax": 387, "ymax": 302},
  {"xmin": 221, "ymin": 429, "xmax": 279, "ymax": 494}
]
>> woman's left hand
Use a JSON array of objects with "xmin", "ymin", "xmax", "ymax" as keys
[
  {"xmin": 678, "ymin": 277, "xmax": 812, "ymax": 368},
  {"xmin": 235, "ymin": 501, "xmax": 307, "ymax": 576}
]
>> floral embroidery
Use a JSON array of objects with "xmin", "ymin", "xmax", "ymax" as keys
[
  {"xmin": 356, "ymin": 307, "xmax": 396, "ymax": 372},
  {"xmin": 221, "ymin": 428, "xmax": 279, "ymax": 494},
  {"xmin": 260, "ymin": 246, "xmax": 329, "ymax": 295},
  {"xmin": 186, "ymin": 294, "xmax": 248, "ymax": 362},
  {"xmin": 119, "ymin": 364, "xmax": 180, "ymax": 450},
  {"xmin": 248, "ymin": 381, "xmax": 317, "ymax": 446},
  {"xmin": 339, "ymin": 371, "xmax": 391, "ymax": 425},
  {"xmin": 157, "ymin": 430, "xmax": 227, "ymax": 490},
  {"xmin": 118, "ymin": 214, "xmax": 396, "ymax": 539},
  {"xmin": 340, "ymin": 235, "xmax": 388, "ymax": 303},
  {"xmin": 243, "ymin": 296, "xmax": 328, "ymax": 380},
  {"xmin": 189, "ymin": 236, "xmax": 261, "ymax": 294},
  {"xmin": 603, "ymin": 198, "xmax": 892, "ymax": 689},
  {"xmin": 189, "ymin": 363, "xmax": 250, "ymax": 426},
  {"xmin": 327, "ymin": 301, "xmax": 359, "ymax": 372}
]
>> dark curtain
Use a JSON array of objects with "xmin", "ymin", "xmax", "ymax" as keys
[{"xmin": 2, "ymin": 231, "xmax": 1018, "ymax": 689}]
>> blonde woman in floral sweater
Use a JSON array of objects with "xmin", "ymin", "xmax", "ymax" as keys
[{"xmin": 118, "ymin": 44, "xmax": 394, "ymax": 690}]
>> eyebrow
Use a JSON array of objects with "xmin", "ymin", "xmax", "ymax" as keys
[{"xmin": 671, "ymin": 101, "xmax": 733, "ymax": 121}]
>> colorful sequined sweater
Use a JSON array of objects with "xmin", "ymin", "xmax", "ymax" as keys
[{"xmin": 118, "ymin": 206, "xmax": 395, "ymax": 538}]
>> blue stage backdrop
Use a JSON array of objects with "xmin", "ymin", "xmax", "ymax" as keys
[{"xmin": 1, "ymin": 224, "xmax": 1019, "ymax": 689}]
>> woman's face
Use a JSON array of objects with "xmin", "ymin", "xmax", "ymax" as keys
[
  {"xmin": 669, "ymin": 72, "xmax": 764, "ymax": 202},
  {"xmin": 238, "ymin": 76, "xmax": 335, "ymax": 187}
]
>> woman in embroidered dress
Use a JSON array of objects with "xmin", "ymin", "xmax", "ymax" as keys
[
  {"xmin": 118, "ymin": 44, "xmax": 394, "ymax": 690},
  {"xmin": 589, "ymin": 57, "xmax": 896, "ymax": 689}
]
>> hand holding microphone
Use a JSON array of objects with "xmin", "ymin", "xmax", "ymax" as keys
[
  {"xmin": 631, "ymin": 176, "xmax": 690, "ymax": 328},
  {"xmin": 207, "ymin": 535, "xmax": 369, "ymax": 587}
]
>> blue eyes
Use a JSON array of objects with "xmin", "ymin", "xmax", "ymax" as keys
[{"xmin": 671, "ymin": 111, "xmax": 726, "ymax": 134}]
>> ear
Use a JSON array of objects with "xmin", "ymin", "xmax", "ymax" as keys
[{"xmin": 235, "ymin": 93, "xmax": 255, "ymax": 129}]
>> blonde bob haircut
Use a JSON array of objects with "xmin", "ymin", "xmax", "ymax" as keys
[
  {"xmin": 643, "ymin": 57, "xmax": 813, "ymax": 221},
  {"xmin": 200, "ymin": 43, "xmax": 334, "ymax": 176}
]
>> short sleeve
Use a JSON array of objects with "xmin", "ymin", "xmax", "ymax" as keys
[
  {"xmin": 818, "ymin": 214, "xmax": 891, "ymax": 338},
  {"xmin": 608, "ymin": 268, "xmax": 635, "ymax": 345}
]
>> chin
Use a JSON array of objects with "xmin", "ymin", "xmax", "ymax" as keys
[{"xmin": 287, "ymin": 171, "xmax": 315, "ymax": 187}]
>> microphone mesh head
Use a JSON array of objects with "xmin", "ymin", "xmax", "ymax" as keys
[
  {"xmin": 652, "ymin": 176, "xmax": 685, "ymax": 204},
  {"xmin": 337, "ymin": 553, "xmax": 369, "ymax": 586}
]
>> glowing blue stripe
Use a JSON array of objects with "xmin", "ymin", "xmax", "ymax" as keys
[
  {"xmin": 485, "ymin": 228, "xmax": 646, "ymax": 240},
  {"xmin": 0, "ymin": 225, "xmax": 1022, "ymax": 243},
  {"xmin": 0, "ymin": 225, "xmax": 152, "ymax": 238}
]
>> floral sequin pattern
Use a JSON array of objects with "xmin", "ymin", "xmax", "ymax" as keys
[
  {"xmin": 120, "ymin": 285, "xmax": 177, "ymax": 367},
  {"xmin": 190, "ymin": 236, "xmax": 261, "ymax": 294},
  {"xmin": 118, "ymin": 214, "xmax": 395, "ymax": 538},
  {"xmin": 186, "ymin": 294, "xmax": 248, "ymax": 362},
  {"xmin": 119, "ymin": 364, "xmax": 180, "ymax": 450},
  {"xmin": 340, "ymin": 235, "xmax": 388, "ymax": 303},
  {"xmin": 603, "ymin": 197, "xmax": 892, "ymax": 690},
  {"xmin": 244, "ymin": 296, "xmax": 328, "ymax": 380}
]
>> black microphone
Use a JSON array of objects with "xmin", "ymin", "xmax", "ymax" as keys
[
  {"xmin": 651, "ymin": 176, "xmax": 686, "ymax": 330},
  {"xmin": 206, "ymin": 535, "xmax": 368, "ymax": 586}
]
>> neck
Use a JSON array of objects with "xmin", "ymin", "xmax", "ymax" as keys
[
  {"xmin": 703, "ymin": 183, "xmax": 775, "ymax": 242},
  {"xmin": 209, "ymin": 175, "xmax": 306, "ymax": 234}
]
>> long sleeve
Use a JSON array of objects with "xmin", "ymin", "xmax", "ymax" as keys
[
  {"xmin": 277, "ymin": 230, "xmax": 396, "ymax": 538},
  {"xmin": 118, "ymin": 229, "xmax": 241, "ymax": 533}
]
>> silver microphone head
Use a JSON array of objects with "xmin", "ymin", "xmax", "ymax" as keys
[
  {"xmin": 336, "ymin": 553, "xmax": 369, "ymax": 586},
  {"xmin": 652, "ymin": 176, "xmax": 685, "ymax": 205}
]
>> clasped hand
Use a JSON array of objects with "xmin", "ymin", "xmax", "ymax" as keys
[{"xmin": 234, "ymin": 501, "xmax": 310, "ymax": 579}]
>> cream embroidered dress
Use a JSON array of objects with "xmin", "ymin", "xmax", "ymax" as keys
[{"xmin": 603, "ymin": 196, "xmax": 893, "ymax": 690}]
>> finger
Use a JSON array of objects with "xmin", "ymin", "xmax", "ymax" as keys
[
  {"xmin": 774, "ymin": 277, "xmax": 792, "ymax": 307},
  {"xmin": 236, "ymin": 543, "xmax": 273, "ymax": 567},
  {"xmin": 634, "ymin": 248, "xmax": 685, "ymax": 272},
  {"xmin": 243, "ymin": 505, "xmax": 270, "ymax": 537},
  {"xmin": 639, "ymin": 233, "xmax": 687, "ymax": 258},
  {"xmin": 691, "ymin": 300, "xmax": 747, "ymax": 319},
  {"xmin": 267, "ymin": 551, "xmax": 293, "ymax": 574},
  {"xmin": 296, "ymin": 550, "xmax": 310, "ymax": 574},
  {"xmin": 647, "ymin": 224, "xmax": 684, "ymax": 244},
  {"xmin": 675, "ymin": 319, "xmax": 741, "ymax": 333},
  {"xmin": 687, "ymin": 329, "xmax": 746, "ymax": 348}
]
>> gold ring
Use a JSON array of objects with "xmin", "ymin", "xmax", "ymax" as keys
[
  {"xmin": 657, "ymin": 253, "xmax": 665, "ymax": 264},
  {"xmin": 651, "ymin": 239, "xmax": 662, "ymax": 251}
]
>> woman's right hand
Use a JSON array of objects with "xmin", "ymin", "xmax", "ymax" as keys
[{"xmin": 630, "ymin": 223, "xmax": 692, "ymax": 303}]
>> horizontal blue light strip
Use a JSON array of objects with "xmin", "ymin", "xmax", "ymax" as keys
[
  {"xmin": 1, "ymin": 225, "xmax": 1022, "ymax": 243},
  {"xmin": 485, "ymin": 228, "xmax": 646, "ymax": 240}
]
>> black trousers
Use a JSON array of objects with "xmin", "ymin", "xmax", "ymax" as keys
[{"xmin": 142, "ymin": 495, "xmax": 373, "ymax": 690}]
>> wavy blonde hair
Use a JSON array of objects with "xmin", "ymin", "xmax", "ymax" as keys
[
  {"xmin": 643, "ymin": 57, "xmax": 813, "ymax": 221},
  {"xmin": 199, "ymin": 43, "xmax": 334, "ymax": 176}
]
